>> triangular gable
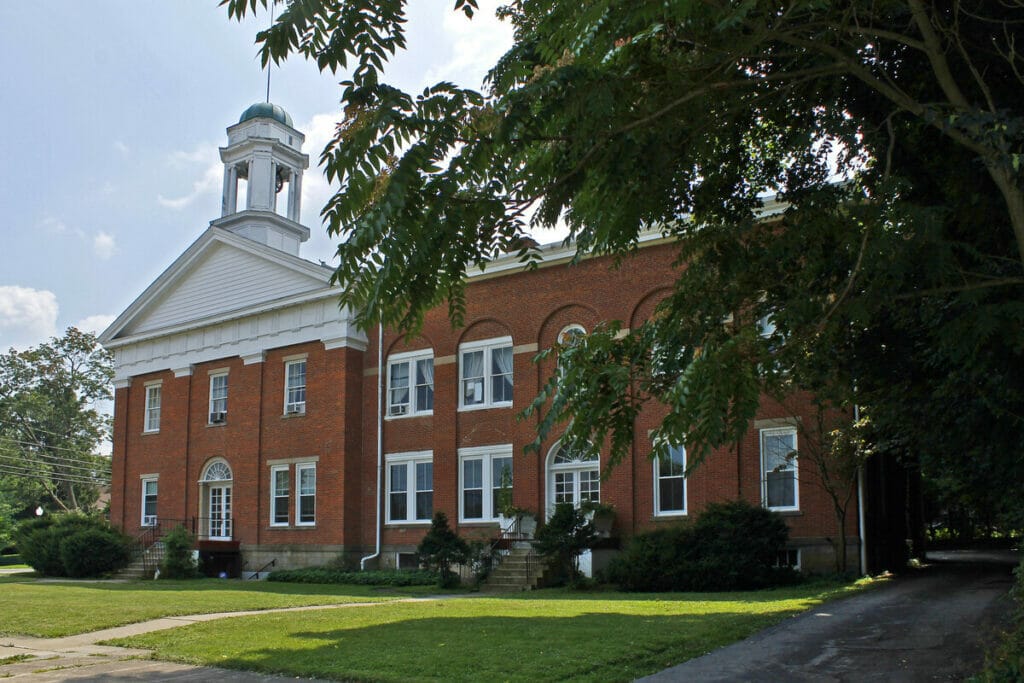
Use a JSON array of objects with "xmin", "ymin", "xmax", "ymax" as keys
[{"xmin": 101, "ymin": 227, "xmax": 333, "ymax": 343}]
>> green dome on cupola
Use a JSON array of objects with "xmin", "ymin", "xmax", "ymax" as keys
[{"xmin": 238, "ymin": 102, "xmax": 293, "ymax": 128}]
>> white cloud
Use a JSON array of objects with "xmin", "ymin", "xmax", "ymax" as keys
[
  {"xmin": 93, "ymin": 231, "xmax": 117, "ymax": 259},
  {"xmin": 113, "ymin": 140, "xmax": 130, "ymax": 155},
  {"xmin": 73, "ymin": 313, "xmax": 116, "ymax": 336},
  {"xmin": 157, "ymin": 144, "xmax": 222, "ymax": 210},
  {"xmin": 0, "ymin": 286, "xmax": 59, "ymax": 350},
  {"xmin": 423, "ymin": 1, "xmax": 514, "ymax": 87}
]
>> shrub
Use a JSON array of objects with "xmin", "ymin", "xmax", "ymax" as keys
[
  {"xmin": 973, "ymin": 559, "xmax": 1024, "ymax": 682},
  {"xmin": 15, "ymin": 514, "xmax": 131, "ymax": 577},
  {"xmin": 607, "ymin": 500, "xmax": 800, "ymax": 592},
  {"xmin": 268, "ymin": 568, "xmax": 440, "ymax": 586},
  {"xmin": 60, "ymin": 528, "xmax": 132, "ymax": 578},
  {"xmin": 159, "ymin": 525, "xmax": 199, "ymax": 579},
  {"xmin": 533, "ymin": 503, "xmax": 597, "ymax": 586},
  {"xmin": 418, "ymin": 512, "xmax": 470, "ymax": 588}
]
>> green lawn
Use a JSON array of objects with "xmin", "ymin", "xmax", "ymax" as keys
[
  {"xmin": 111, "ymin": 580, "xmax": 873, "ymax": 682},
  {"xmin": 0, "ymin": 577, "xmax": 418, "ymax": 637}
]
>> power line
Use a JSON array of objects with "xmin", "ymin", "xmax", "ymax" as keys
[
  {"xmin": 0, "ymin": 435, "xmax": 111, "ymax": 463},
  {"xmin": 0, "ymin": 464, "xmax": 110, "ymax": 487},
  {"xmin": 0, "ymin": 441, "xmax": 110, "ymax": 467},
  {"xmin": 0, "ymin": 453, "xmax": 109, "ymax": 476}
]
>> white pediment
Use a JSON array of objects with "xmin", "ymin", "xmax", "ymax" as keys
[{"xmin": 103, "ymin": 228, "xmax": 333, "ymax": 342}]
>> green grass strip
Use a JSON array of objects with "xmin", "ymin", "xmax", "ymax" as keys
[{"xmin": 112, "ymin": 579, "xmax": 876, "ymax": 682}]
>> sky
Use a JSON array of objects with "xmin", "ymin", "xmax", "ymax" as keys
[{"xmin": 0, "ymin": 2, "xmax": 516, "ymax": 352}]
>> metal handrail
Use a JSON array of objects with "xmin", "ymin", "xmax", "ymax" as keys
[
  {"xmin": 483, "ymin": 515, "xmax": 539, "ymax": 588},
  {"xmin": 247, "ymin": 558, "xmax": 276, "ymax": 580}
]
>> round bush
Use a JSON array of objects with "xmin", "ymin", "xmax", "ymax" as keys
[
  {"xmin": 15, "ymin": 514, "xmax": 131, "ymax": 577},
  {"xmin": 59, "ymin": 528, "xmax": 132, "ymax": 578},
  {"xmin": 607, "ymin": 500, "xmax": 800, "ymax": 592}
]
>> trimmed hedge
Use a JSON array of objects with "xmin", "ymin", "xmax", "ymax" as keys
[
  {"xmin": 267, "ymin": 568, "xmax": 440, "ymax": 586},
  {"xmin": 160, "ymin": 525, "xmax": 200, "ymax": 579},
  {"xmin": 14, "ymin": 514, "xmax": 132, "ymax": 578},
  {"xmin": 606, "ymin": 500, "xmax": 801, "ymax": 592}
]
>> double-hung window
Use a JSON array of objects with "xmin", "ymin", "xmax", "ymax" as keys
[
  {"xmin": 459, "ymin": 445, "xmax": 513, "ymax": 522},
  {"xmin": 270, "ymin": 466, "xmax": 290, "ymax": 526},
  {"xmin": 761, "ymin": 427, "xmax": 798, "ymax": 510},
  {"xmin": 284, "ymin": 359, "xmax": 306, "ymax": 414},
  {"xmin": 209, "ymin": 372, "xmax": 228, "ymax": 423},
  {"xmin": 144, "ymin": 382, "xmax": 161, "ymax": 433},
  {"xmin": 386, "ymin": 452, "xmax": 433, "ymax": 523},
  {"xmin": 459, "ymin": 337, "xmax": 513, "ymax": 409},
  {"xmin": 141, "ymin": 477, "xmax": 158, "ymax": 526},
  {"xmin": 387, "ymin": 351, "xmax": 434, "ymax": 417},
  {"xmin": 654, "ymin": 444, "xmax": 686, "ymax": 516},
  {"xmin": 296, "ymin": 463, "xmax": 316, "ymax": 525}
]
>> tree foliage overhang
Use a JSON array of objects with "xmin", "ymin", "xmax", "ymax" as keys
[{"xmin": 224, "ymin": 1, "xmax": 1024, "ymax": 507}]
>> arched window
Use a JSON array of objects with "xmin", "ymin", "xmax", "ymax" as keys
[
  {"xmin": 557, "ymin": 324, "xmax": 586, "ymax": 346},
  {"xmin": 202, "ymin": 461, "xmax": 232, "ymax": 482},
  {"xmin": 546, "ymin": 441, "xmax": 600, "ymax": 516}
]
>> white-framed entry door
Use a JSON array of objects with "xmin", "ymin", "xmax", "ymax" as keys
[
  {"xmin": 546, "ymin": 441, "xmax": 601, "ymax": 517},
  {"xmin": 200, "ymin": 460, "xmax": 233, "ymax": 540}
]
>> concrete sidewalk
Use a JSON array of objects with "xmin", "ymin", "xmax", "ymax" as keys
[{"xmin": 0, "ymin": 598, "xmax": 441, "ymax": 681}]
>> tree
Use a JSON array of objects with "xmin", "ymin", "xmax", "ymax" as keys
[
  {"xmin": 417, "ymin": 511, "xmax": 470, "ymax": 587},
  {"xmin": 0, "ymin": 328, "xmax": 113, "ymax": 514},
  {"xmin": 224, "ymin": 2, "xmax": 1024, "ymax": 517}
]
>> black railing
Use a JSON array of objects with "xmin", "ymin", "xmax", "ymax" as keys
[
  {"xmin": 247, "ymin": 558, "xmax": 276, "ymax": 580},
  {"xmin": 482, "ymin": 515, "xmax": 539, "ymax": 588}
]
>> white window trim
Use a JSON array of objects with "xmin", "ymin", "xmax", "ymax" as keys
[
  {"xmin": 458, "ymin": 444, "xmax": 513, "ymax": 523},
  {"xmin": 284, "ymin": 359, "xmax": 307, "ymax": 415},
  {"xmin": 557, "ymin": 324, "xmax": 586, "ymax": 345},
  {"xmin": 386, "ymin": 350, "xmax": 434, "ymax": 419},
  {"xmin": 270, "ymin": 465, "xmax": 290, "ymax": 527},
  {"xmin": 295, "ymin": 462, "xmax": 316, "ymax": 526},
  {"xmin": 760, "ymin": 426, "xmax": 799, "ymax": 511},
  {"xmin": 141, "ymin": 477, "xmax": 158, "ymax": 527},
  {"xmin": 653, "ymin": 444, "xmax": 687, "ymax": 517},
  {"xmin": 208, "ymin": 372, "xmax": 228, "ymax": 424},
  {"xmin": 458, "ymin": 336, "xmax": 514, "ymax": 411},
  {"xmin": 385, "ymin": 451, "xmax": 434, "ymax": 524},
  {"xmin": 143, "ymin": 382, "xmax": 162, "ymax": 433}
]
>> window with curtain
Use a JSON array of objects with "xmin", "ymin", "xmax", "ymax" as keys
[
  {"xmin": 387, "ymin": 351, "xmax": 434, "ymax": 416},
  {"xmin": 761, "ymin": 427, "xmax": 798, "ymax": 510},
  {"xmin": 459, "ymin": 337, "xmax": 513, "ymax": 409}
]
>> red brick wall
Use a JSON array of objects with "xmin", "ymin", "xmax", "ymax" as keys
[{"xmin": 110, "ymin": 238, "xmax": 859, "ymax": 570}]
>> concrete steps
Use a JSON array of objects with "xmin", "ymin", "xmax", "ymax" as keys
[
  {"xmin": 481, "ymin": 545, "xmax": 544, "ymax": 593},
  {"xmin": 114, "ymin": 541, "xmax": 165, "ymax": 580}
]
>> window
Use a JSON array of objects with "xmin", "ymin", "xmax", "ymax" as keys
[
  {"xmin": 557, "ymin": 324, "xmax": 586, "ymax": 346},
  {"xmin": 270, "ymin": 466, "xmax": 289, "ymax": 526},
  {"xmin": 209, "ymin": 372, "xmax": 228, "ymax": 423},
  {"xmin": 776, "ymin": 549, "xmax": 801, "ymax": 569},
  {"xmin": 141, "ymin": 478, "xmax": 158, "ymax": 526},
  {"xmin": 654, "ymin": 444, "xmax": 686, "ymax": 516},
  {"xmin": 284, "ymin": 359, "xmax": 306, "ymax": 414},
  {"xmin": 387, "ymin": 352, "xmax": 434, "ymax": 417},
  {"xmin": 459, "ymin": 337, "xmax": 513, "ymax": 409},
  {"xmin": 296, "ymin": 463, "xmax": 316, "ymax": 525},
  {"xmin": 144, "ymin": 383, "xmax": 161, "ymax": 432},
  {"xmin": 386, "ymin": 452, "xmax": 433, "ymax": 523},
  {"xmin": 459, "ymin": 445, "xmax": 513, "ymax": 522},
  {"xmin": 761, "ymin": 427, "xmax": 798, "ymax": 510}
]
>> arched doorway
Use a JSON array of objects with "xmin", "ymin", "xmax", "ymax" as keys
[
  {"xmin": 546, "ymin": 441, "xmax": 600, "ymax": 517},
  {"xmin": 200, "ymin": 459, "xmax": 233, "ymax": 540}
]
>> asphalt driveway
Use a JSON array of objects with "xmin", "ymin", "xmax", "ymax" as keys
[{"xmin": 640, "ymin": 550, "xmax": 1019, "ymax": 682}]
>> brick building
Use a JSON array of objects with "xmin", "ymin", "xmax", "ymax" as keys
[{"xmin": 100, "ymin": 104, "xmax": 864, "ymax": 577}]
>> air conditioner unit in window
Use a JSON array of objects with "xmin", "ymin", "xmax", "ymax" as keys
[
  {"xmin": 142, "ymin": 515, "xmax": 157, "ymax": 527},
  {"xmin": 286, "ymin": 405, "xmax": 305, "ymax": 415},
  {"xmin": 209, "ymin": 412, "xmax": 226, "ymax": 423},
  {"xmin": 390, "ymin": 404, "xmax": 408, "ymax": 416}
]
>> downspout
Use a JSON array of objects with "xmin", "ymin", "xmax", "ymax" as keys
[
  {"xmin": 360, "ymin": 320, "xmax": 384, "ymax": 570},
  {"xmin": 855, "ymin": 403, "xmax": 867, "ymax": 575}
]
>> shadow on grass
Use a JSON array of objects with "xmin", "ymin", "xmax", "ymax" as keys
[{"xmin": 162, "ymin": 610, "xmax": 790, "ymax": 682}]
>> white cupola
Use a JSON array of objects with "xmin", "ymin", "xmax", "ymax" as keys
[{"xmin": 211, "ymin": 102, "xmax": 310, "ymax": 256}]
